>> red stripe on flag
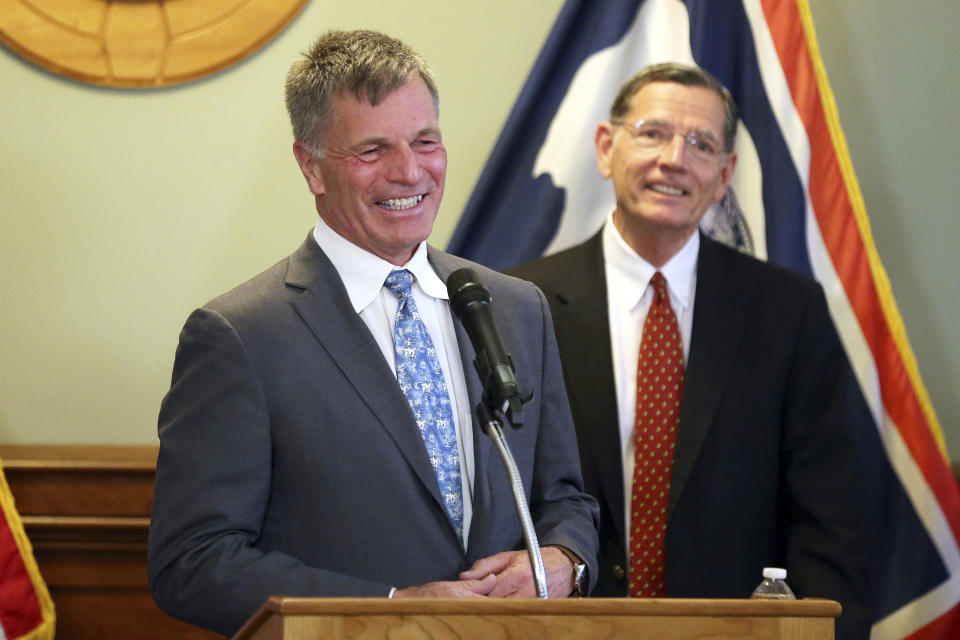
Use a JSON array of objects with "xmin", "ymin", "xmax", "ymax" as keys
[
  {"xmin": 0, "ymin": 506, "xmax": 44, "ymax": 637},
  {"xmin": 760, "ymin": 0, "xmax": 960, "ymax": 543},
  {"xmin": 906, "ymin": 603, "xmax": 960, "ymax": 640}
]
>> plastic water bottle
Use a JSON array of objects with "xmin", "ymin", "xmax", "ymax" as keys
[{"xmin": 750, "ymin": 567, "xmax": 796, "ymax": 600}]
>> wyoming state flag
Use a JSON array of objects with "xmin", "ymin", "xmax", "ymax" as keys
[
  {"xmin": 0, "ymin": 459, "xmax": 55, "ymax": 640},
  {"xmin": 449, "ymin": 0, "xmax": 960, "ymax": 638}
]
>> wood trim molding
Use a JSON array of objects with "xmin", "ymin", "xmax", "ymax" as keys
[{"xmin": 0, "ymin": 444, "xmax": 218, "ymax": 640}]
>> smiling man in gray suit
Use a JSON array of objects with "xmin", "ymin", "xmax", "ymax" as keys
[{"xmin": 148, "ymin": 29, "xmax": 598, "ymax": 637}]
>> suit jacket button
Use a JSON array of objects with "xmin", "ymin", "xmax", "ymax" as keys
[{"xmin": 612, "ymin": 564, "xmax": 625, "ymax": 581}]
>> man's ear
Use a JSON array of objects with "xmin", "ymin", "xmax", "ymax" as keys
[
  {"xmin": 595, "ymin": 122, "xmax": 616, "ymax": 180},
  {"xmin": 293, "ymin": 141, "xmax": 326, "ymax": 196},
  {"xmin": 713, "ymin": 151, "xmax": 738, "ymax": 202}
]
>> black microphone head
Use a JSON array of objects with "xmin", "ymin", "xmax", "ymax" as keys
[
  {"xmin": 446, "ymin": 268, "xmax": 491, "ymax": 316},
  {"xmin": 445, "ymin": 267, "xmax": 526, "ymax": 420}
]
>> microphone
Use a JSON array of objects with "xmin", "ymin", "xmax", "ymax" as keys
[
  {"xmin": 447, "ymin": 268, "xmax": 547, "ymax": 596},
  {"xmin": 446, "ymin": 268, "xmax": 523, "ymax": 419}
]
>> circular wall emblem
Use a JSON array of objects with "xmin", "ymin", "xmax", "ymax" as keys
[{"xmin": 0, "ymin": 0, "xmax": 309, "ymax": 88}]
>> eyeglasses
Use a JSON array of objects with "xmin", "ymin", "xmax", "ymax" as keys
[{"xmin": 614, "ymin": 119, "xmax": 726, "ymax": 163}]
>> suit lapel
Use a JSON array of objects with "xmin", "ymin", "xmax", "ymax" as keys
[
  {"xmin": 668, "ymin": 237, "xmax": 747, "ymax": 517},
  {"xmin": 426, "ymin": 248, "xmax": 494, "ymax": 550},
  {"xmin": 546, "ymin": 235, "xmax": 627, "ymax": 549},
  {"xmin": 285, "ymin": 238, "xmax": 448, "ymax": 517}
]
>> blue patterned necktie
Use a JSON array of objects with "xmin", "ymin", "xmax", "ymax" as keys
[{"xmin": 384, "ymin": 269, "xmax": 464, "ymax": 542}]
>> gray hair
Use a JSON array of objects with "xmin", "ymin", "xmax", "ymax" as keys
[
  {"xmin": 284, "ymin": 29, "xmax": 439, "ymax": 156},
  {"xmin": 610, "ymin": 62, "xmax": 738, "ymax": 152}
]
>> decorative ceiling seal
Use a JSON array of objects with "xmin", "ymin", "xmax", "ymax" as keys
[{"xmin": 0, "ymin": 0, "xmax": 310, "ymax": 88}]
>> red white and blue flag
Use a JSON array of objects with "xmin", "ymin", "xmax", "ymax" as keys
[
  {"xmin": 449, "ymin": 1, "xmax": 960, "ymax": 637},
  {"xmin": 0, "ymin": 459, "xmax": 54, "ymax": 640}
]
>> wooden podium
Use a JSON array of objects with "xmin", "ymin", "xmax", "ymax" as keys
[{"xmin": 231, "ymin": 597, "xmax": 840, "ymax": 640}]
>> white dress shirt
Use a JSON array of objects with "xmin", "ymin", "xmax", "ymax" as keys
[
  {"xmin": 312, "ymin": 219, "xmax": 475, "ymax": 547},
  {"xmin": 602, "ymin": 215, "xmax": 698, "ymax": 538}
]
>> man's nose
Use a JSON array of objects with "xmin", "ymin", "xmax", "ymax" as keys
[
  {"xmin": 658, "ymin": 133, "xmax": 688, "ymax": 168},
  {"xmin": 386, "ymin": 145, "xmax": 422, "ymax": 183}
]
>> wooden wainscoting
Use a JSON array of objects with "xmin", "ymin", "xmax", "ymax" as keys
[{"xmin": 0, "ymin": 445, "xmax": 220, "ymax": 640}]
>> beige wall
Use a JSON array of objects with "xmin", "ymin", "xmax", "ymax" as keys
[{"xmin": 1, "ymin": 1, "xmax": 957, "ymax": 461}]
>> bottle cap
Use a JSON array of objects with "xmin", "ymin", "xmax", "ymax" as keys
[{"xmin": 762, "ymin": 567, "xmax": 787, "ymax": 580}]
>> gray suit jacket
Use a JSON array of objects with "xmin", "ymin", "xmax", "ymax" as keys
[{"xmin": 148, "ymin": 235, "xmax": 599, "ymax": 636}]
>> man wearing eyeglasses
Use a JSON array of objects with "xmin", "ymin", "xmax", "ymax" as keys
[{"xmin": 511, "ymin": 63, "xmax": 872, "ymax": 639}]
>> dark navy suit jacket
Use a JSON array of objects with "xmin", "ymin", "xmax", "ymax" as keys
[{"xmin": 512, "ymin": 231, "xmax": 873, "ymax": 640}]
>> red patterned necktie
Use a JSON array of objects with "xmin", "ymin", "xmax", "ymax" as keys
[{"xmin": 629, "ymin": 271, "xmax": 684, "ymax": 598}]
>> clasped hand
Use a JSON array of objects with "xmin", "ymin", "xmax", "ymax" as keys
[{"xmin": 392, "ymin": 546, "xmax": 574, "ymax": 598}]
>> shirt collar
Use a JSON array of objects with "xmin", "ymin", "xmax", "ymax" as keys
[
  {"xmin": 602, "ymin": 214, "xmax": 699, "ymax": 312},
  {"xmin": 312, "ymin": 218, "xmax": 447, "ymax": 313}
]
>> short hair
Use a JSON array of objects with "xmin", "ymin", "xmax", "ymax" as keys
[
  {"xmin": 610, "ymin": 62, "xmax": 738, "ymax": 152},
  {"xmin": 284, "ymin": 29, "xmax": 439, "ymax": 156}
]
